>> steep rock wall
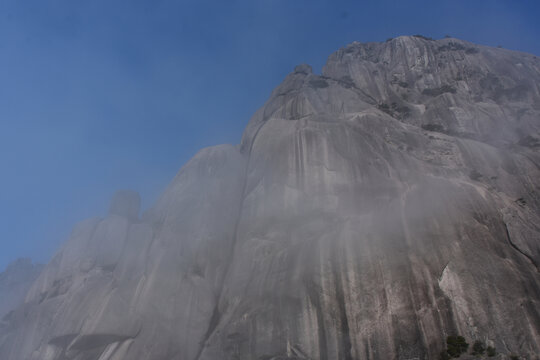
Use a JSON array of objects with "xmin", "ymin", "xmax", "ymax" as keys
[{"xmin": 1, "ymin": 36, "xmax": 539, "ymax": 360}]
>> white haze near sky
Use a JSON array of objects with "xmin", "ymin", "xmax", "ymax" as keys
[{"xmin": 0, "ymin": 0, "xmax": 539, "ymax": 270}]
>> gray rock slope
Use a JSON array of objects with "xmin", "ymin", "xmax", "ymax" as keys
[
  {"xmin": 1, "ymin": 36, "xmax": 539, "ymax": 360},
  {"xmin": 0, "ymin": 259, "xmax": 43, "ymax": 319}
]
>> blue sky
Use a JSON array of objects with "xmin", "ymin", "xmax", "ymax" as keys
[{"xmin": 1, "ymin": 0, "xmax": 539, "ymax": 270}]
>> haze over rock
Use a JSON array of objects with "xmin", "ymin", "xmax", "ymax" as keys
[
  {"xmin": 0, "ymin": 36, "xmax": 539, "ymax": 360},
  {"xmin": 0, "ymin": 259, "xmax": 43, "ymax": 320}
]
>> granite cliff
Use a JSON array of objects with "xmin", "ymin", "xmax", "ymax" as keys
[{"xmin": 1, "ymin": 36, "xmax": 539, "ymax": 360}]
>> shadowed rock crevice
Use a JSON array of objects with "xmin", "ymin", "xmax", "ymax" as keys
[
  {"xmin": 194, "ymin": 299, "xmax": 221, "ymax": 360},
  {"xmin": 504, "ymin": 222, "xmax": 539, "ymax": 272}
]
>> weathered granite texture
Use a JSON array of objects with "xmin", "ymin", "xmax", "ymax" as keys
[{"xmin": 0, "ymin": 36, "xmax": 539, "ymax": 360}]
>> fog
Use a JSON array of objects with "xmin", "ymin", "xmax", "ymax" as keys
[
  {"xmin": 1, "ymin": 1, "xmax": 540, "ymax": 359},
  {"xmin": 0, "ymin": 0, "xmax": 539, "ymax": 271}
]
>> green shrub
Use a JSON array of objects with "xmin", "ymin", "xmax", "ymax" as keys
[
  {"xmin": 471, "ymin": 340, "xmax": 485, "ymax": 356},
  {"xmin": 446, "ymin": 336, "xmax": 469, "ymax": 358},
  {"xmin": 486, "ymin": 346, "xmax": 496, "ymax": 357},
  {"xmin": 440, "ymin": 350, "xmax": 451, "ymax": 360}
]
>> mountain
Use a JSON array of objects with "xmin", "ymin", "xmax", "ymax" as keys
[
  {"xmin": 1, "ymin": 35, "xmax": 539, "ymax": 360},
  {"xmin": 0, "ymin": 258, "xmax": 43, "ymax": 320}
]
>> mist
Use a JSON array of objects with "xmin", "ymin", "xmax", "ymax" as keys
[
  {"xmin": 1, "ymin": 2, "xmax": 540, "ymax": 359},
  {"xmin": 1, "ymin": 0, "xmax": 539, "ymax": 270}
]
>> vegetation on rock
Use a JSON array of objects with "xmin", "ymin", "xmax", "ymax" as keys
[{"xmin": 471, "ymin": 340, "xmax": 485, "ymax": 356}]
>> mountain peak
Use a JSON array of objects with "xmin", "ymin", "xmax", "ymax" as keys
[
  {"xmin": 293, "ymin": 63, "xmax": 313, "ymax": 75},
  {"xmin": 1, "ymin": 36, "xmax": 539, "ymax": 360}
]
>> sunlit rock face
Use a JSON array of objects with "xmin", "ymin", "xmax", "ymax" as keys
[{"xmin": 1, "ymin": 36, "xmax": 540, "ymax": 360}]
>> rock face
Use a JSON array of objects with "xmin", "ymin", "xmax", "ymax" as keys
[
  {"xmin": 1, "ymin": 36, "xmax": 539, "ymax": 360},
  {"xmin": 0, "ymin": 259, "xmax": 43, "ymax": 320}
]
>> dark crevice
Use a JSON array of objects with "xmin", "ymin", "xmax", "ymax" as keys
[
  {"xmin": 503, "ymin": 223, "xmax": 539, "ymax": 272},
  {"xmin": 193, "ymin": 303, "xmax": 220, "ymax": 360},
  {"xmin": 327, "ymin": 76, "xmax": 378, "ymax": 105}
]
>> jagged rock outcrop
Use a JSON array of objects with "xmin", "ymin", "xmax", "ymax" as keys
[
  {"xmin": 0, "ymin": 259, "xmax": 43, "ymax": 319},
  {"xmin": 1, "ymin": 36, "xmax": 539, "ymax": 360}
]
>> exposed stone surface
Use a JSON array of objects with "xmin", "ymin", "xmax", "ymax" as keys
[
  {"xmin": 0, "ymin": 259, "xmax": 43, "ymax": 320},
  {"xmin": 0, "ymin": 36, "xmax": 539, "ymax": 360}
]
